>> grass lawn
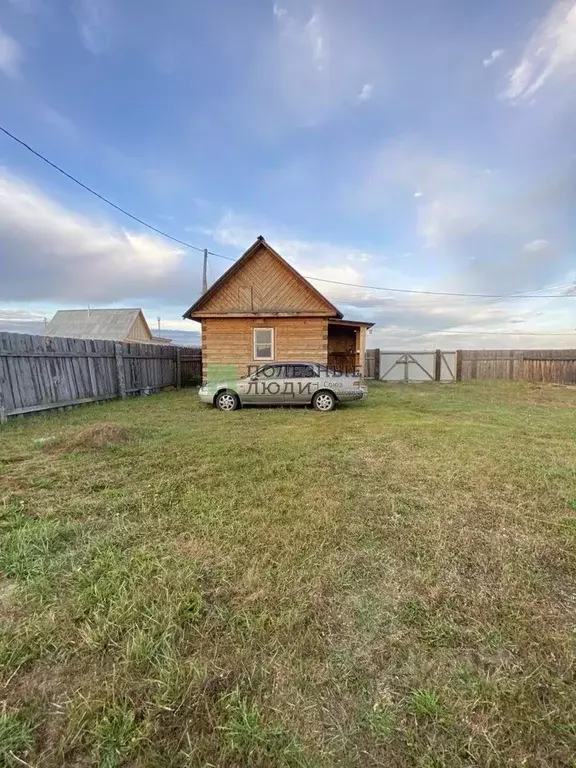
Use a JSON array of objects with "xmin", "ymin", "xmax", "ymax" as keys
[{"xmin": 1, "ymin": 381, "xmax": 576, "ymax": 767}]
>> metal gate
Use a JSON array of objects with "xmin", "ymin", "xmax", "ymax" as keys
[{"xmin": 379, "ymin": 351, "xmax": 456, "ymax": 382}]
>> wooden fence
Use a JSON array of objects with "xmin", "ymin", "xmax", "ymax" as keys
[
  {"xmin": 458, "ymin": 349, "xmax": 576, "ymax": 383},
  {"xmin": 0, "ymin": 331, "xmax": 202, "ymax": 422},
  {"xmin": 366, "ymin": 348, "xmax": 576, "ymax": 384}
]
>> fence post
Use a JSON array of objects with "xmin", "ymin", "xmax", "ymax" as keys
[
  {"xmin": 373, "ymin": 348, "xmax": 380, "ymax": 380},
  {"xmin": 434, "ymin": 349, "xmax": 442, "ymax": 381},
  {"xmin": 0, "ymin": 375, "xmax": 7, "ymax": 423},
  {"xmin": 115, "ymin": 342, "xmax": 127, "ymax": 399},
  {"xmin": 176, "ymin": 348, "xmax": 182, "ymax": 389},
  {"xmin": 455, "ymin": 350, "xmax": 463, "ymax": 381}
]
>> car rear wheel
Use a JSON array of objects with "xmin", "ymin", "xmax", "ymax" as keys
[
  {"xmin": 312, "ymin": 390, "xmax": 336, "ymax": 412},
  {"xmin": 215, "ymin": 391, "xmax": 239, "ymax": 411}
]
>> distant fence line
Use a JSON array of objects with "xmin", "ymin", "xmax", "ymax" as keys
[
  {"xmin": 366, "ymin": 348, "xmax": 576, "ymax": 384},
  {"xmin": 0, "ymin": 331, "xmax": 202, "ymax": 422}
]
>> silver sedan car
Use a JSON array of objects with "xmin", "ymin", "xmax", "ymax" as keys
[{"xmin": 199, "ymin": 362, "xmax": 367, "ymax": 411}]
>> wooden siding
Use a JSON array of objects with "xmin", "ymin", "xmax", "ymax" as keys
[
  {"xmin": 202, "ymin": 317, "xmax": 328, "ymax": 380},
  {"xmin": 196, "ymin": 244, "xmax": 334, "ymax": 316}
]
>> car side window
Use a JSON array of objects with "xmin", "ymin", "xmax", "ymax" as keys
[
  {"xmin": 285, "ymin": 364, "xmax": 317, "ymax": 378},
  {"xmin": 255, "ymin": 365, "xmax": 285, "ymax": 379}
]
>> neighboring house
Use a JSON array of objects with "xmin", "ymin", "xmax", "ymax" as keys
[
  {"xmin": 45, "ymin": 309, "xmax": 172, "ymax": 344},
  {"xmin": 183, "ymin": 236, "xmax": 373, "ymax": 381}
]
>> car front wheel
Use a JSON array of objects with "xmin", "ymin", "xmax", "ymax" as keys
[
  {"xmin": 215, "ymin": 391, "xmax": 239, "ymax": 411},
  {"xmin": 312, "ymin": 390, "xmax": 336, "ymax": 412}
]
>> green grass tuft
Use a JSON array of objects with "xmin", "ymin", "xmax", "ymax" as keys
[
  {"xmin": 407, "ymin": 689, "xmax": 447, "ymax": 721},
  {"xmin": 0, "ymin": 713, "xmax": 35, "ymax": 767}
]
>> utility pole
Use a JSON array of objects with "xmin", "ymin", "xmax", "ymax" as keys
[
  {"xmin": 157, "ymin": 316, "xmax": 161, "ymax": 337},
  {"xmin": 202, "ymin": 248, "xmax": 208, "ymax": 294}
]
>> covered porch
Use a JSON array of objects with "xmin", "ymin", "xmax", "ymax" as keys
[{"xmin": 327, "ymin": 319, "xmax": 374, "ymax": 375}]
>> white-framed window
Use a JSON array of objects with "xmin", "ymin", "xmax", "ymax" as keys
[{"xmin": 253, "ymin": 327, "xmax": 274, "ymax": 361}]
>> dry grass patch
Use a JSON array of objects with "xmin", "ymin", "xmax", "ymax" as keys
[{"xmin": 42, "ymin": 422, "xmax": 134, "ymax": 454}]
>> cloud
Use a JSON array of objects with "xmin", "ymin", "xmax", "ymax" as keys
[
  {"xmin": 205, "ymin": 211, "xmax": 576, "ymax": 351},
  {"xmin": 505, "ymin": 0, "xmax": 576, "ymax": 100},
  {"xmin": 0, "ymin": 171, "xmax": 192, "ymax": 304},
  {"xmin": 264, "ymin": 2, "xmax": 380, "ymax": 126},
  {"xmin": 413, "ymin": 191, "xmax": 423, "ymax": 198},
  {"xmin": 358, "ymin": 83, "xmax": 373, "ymax": 102},
  {"xmin": 210, "ymin": 213, "xmax": 378, "ymax": 306},
  {"xmin": 304, "ymin": 12, "xmax": 327, "ymax": 72},
  {"xmin": 482, "ymin": 49, "xmax": 503, "ymax": 68},
  {"xmin": 272, "ymin": 3, "xmax": 287, "ymax": 19},
  {"xmin": 523, "ymin": 238, "xmax": 550, "ymax": 253},
  {"xmin": 0, "ymin": 309, "xmax": 47, "ymax": 336},
  {"xmin": 73, "ymin": 0, "xmax": 113, "ymax": 54},
  {"xmin": 357, "ymin": 141, "xmax": 574, "ymax": 297},
  {"xmin": 0, "ymin": 27, "xmax": 22, "ymax": 78}
]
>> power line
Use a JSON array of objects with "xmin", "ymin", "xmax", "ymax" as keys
[
  {"xmin": 290, "ymin": 274, "xmax": 576, "ymax": 300},
  {"xmin": 404, "ymin": 329, "xmax": 576, "ymax": 336},
  {"xmin": 2, "ymin": 123, "xmax": 575, "ymax": 301},
  {"xmin": 0, "ymin": 125, "xmax": 206, "ymax": 254}
]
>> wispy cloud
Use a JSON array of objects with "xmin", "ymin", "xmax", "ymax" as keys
[
  {"xmin": 0, "ymin": 27, "xmax": 22, "ymax": 78},
  {"xmin": 523, "ymin": 238, "xmax": 550, "ymax": 253},
  {"xmin": 73, "ymin": 0, "xmax": 113, "ymax": 54},
  {"xmin": 506, "ymin": 0, "xmax": 576, "ymax": 100},
  {"xmin": 482, "ymin": 49, "xmax": 503, "ymax": 67},
  {"xmin": 356, "ymin": 141, "xmax": 574, "ymax": 299},
  {"xmin": 357, "ymin": 83, "xmax": 373, "ymax": 102},
  {"xmin": 265, "ymin": 3, "xmax": 380, "ymax": 126},
  {"xmin": 272, "ymin": 3, "xmax": 287, "ymax": 20}
]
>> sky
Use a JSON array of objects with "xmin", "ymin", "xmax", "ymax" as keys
[{"xmin": 1, "ymin": 0, "xmax": 576, "ymax": 348}]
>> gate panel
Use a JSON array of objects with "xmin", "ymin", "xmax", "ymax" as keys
[
  {"xmin": 379, "ymin": 352, "xmax": 407, "ymax": 381},
  {"xmin": 379, "ymin": 350, "xmax": 456, "ymax": 382},
  {"xmin": 440, "ymin": 352, "xmax": 456, "ymax": 382},
  {"xmin": 407, "ymin": 353, "xmax": 435, "ymax": 381}
]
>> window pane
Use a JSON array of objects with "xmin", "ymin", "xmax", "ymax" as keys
[
  {"xmin": 254, "ymin": 329, "xmax": 272, "ymax": 344},
  {"xmin": 256, "ymin": 365, "xmax": 284, "ymax": 378},
  {"xmin": 286, "ymin": 364, "xmax": 316, "ymax": 378},
  {"xmin": 255, "ymin": 344, "xmax": 272, "ymax": 359}
]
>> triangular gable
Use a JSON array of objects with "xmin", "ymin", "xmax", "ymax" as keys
[
  {"xmin": 128, "ymin": 310, "xmax": 154, "ymax": 340},
  {"xmin": 183, "ymin": 236, "xmax": 343, "ymax": 318}
]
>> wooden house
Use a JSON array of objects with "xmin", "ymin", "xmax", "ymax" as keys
[
  {"xmin": 183, "ymin": 236, "xmax": 373, "ymax": 381},
  {"xmin": 45, "ymin": 309, "xmax": 172, "ymax": 344}
]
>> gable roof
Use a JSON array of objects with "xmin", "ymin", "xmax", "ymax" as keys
[
  {"xmin": 183, "ymin": 236, "xmax": 343, "ymax": 319},
  {"xmin": 45, "ymin": 308, "xmax": 150, "ymax": 341}
]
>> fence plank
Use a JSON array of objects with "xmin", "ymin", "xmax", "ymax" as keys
[
  {"xmin": 115, "ymin": 342, "xmax": 127, "ymax": 398},
  {"xmin": 0, "ymin": 373, "xmax": 6, "ymax": 423}
]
